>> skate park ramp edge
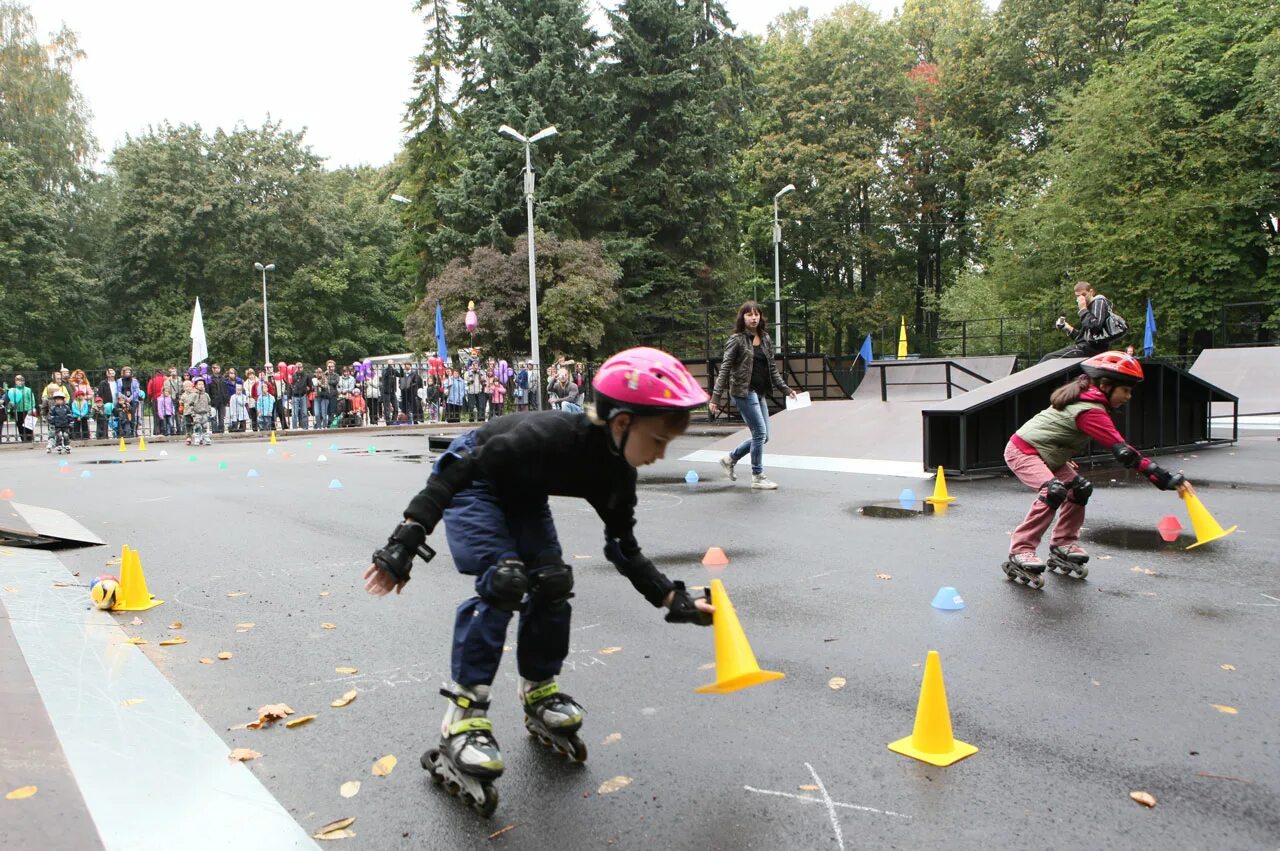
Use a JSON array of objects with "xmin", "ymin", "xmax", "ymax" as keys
[
  {"xmin": 0, "ymin": 503, "xmax": 104, "ymax": 548},
  {"xmin": 1190, "ymin": 346, "xmax": 1279, "ymax": 416}
]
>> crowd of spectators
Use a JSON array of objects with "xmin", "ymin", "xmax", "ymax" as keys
[{"xmin": 0, "ymin": 351, "xmax": 595, "ymax": 445}]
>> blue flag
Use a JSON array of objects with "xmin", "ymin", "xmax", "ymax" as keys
[
  {"xmin": 1143, "ymin": 299, "xmax": 1156, "ymax": 357},
  {"xmin": 434, "ymin": 302, "xmax": 448, "ymax": 363},
  {"xmin": 858, "ymin": 334, "xmax": 874, "ymax": 365}
]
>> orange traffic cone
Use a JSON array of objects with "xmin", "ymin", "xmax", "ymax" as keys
[
  {"xmin": 695, "ymin": 579, "xmax": 784, "ymax": 694},
  {"xmin": 0, "ymin": 488, "xmax": 12, "ymax": 500},
  {"xmin": 701, "ymin": 546, "xmax": 729, "ymax": 567},
  {"xmin": 113, "ymin": 546, "xmax": 163, "ymax": 611},
  {"xmin": 926, "ymin": 466, "xmax": 956, "ymax": 505},
  {"xmin": 888, "ymin": 650, "xmax": 978, "ymax": 766},
  {"xmin": 1182, "ymin": 491, "xmax": 1237, "ymax": 549}
]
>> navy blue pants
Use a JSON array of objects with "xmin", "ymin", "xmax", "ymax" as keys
[{"xmin": 438, "ymin": 433, "xmax": 571, "ymax": 687}]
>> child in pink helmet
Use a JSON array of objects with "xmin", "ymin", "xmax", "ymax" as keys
[{"xmin": 363, "ymin": 347, "xmax": 714, "ymax": 815}]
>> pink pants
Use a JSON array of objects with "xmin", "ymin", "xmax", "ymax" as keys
[{"xmin": 1004, "ymin": 440, "xmax": 1086, "ymax": 556}]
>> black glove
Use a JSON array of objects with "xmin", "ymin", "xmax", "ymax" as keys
[
  {"xmin": 604, "ymin": 538, "xmax": 674, "ymax": 607},
  {"xmin": 1144, "ymin": 463, "xmax": 1185, "ymax": 492},
  {"xmin": 664, "ymin": 581, "xmax": 712, "ymax": 626},
  {"xmin": 371, "ymin": 520, "xmax": 436, "ymax": 584}
]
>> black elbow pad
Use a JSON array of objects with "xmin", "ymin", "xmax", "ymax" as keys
[{"xmin": 1111, "ymin": 442, "xmax": 1141, "ymax": 469}]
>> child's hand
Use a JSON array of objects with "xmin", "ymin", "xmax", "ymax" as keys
[{"xmin": 363, "ymin": 563, "xmax": 405, "ymax": 596}]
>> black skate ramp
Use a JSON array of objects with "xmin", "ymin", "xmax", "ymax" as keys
[
  {"xmin": 0, "ymin": 502, "xmax": 104, "ymax": 548},
  {"xmin": 1190, "ymin": 346, "xmax": 1280, "ymax": 416},
  {"xmin": 855, "ymin": 356, "xmax": 1016, "ymax": 402}
]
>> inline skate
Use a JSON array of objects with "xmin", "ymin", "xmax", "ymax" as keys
[
  {"xmin": 1001, "ymin": 552, "xmax": 1046, "ymax": 589},
  {"xmin": 1046, "ymin": 544, "xmax": 1089, "ymax": 578},
  {"xmin": 521, "ymin": 678, "xmax": 587, "ymax": 763},
  {"xmin": 421, "ymin": 685, "xmax": 502, "ymax": 816}
]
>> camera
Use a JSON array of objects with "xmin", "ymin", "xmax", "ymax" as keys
[{"xmin": 1054, "ymin": 316, "xmax": 1068, "ymax": 330}]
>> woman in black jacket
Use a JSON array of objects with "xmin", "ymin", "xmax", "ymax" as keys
[{"xmin": 709, "ymin": 301, "xmax": 796, "ymax": 490}]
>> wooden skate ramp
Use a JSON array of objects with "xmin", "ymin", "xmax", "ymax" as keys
[{"xmin": 0, "ymin": 503, "xmax": 104, "ymax": 548}]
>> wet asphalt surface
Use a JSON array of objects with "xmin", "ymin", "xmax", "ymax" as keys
[{"xmin": 3, "ymin": 426, "xmax": 1278, "ymax": 849}]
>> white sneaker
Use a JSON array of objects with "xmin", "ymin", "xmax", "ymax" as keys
[
  {"xmin": 719, "ymin": 454, "xmax": 737, "ymax": 481},
  {"xmin": 751, "ymin": 474, "xmax": 778, "ymax": 490}
]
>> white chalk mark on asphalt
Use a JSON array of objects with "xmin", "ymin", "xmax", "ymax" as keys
[
  {"xmin": 1260, "ymin": 593, "xmax": 1280, "ymax": 603},
  {"xmin": 744, "ymin": 767, "xmax": 912, "ymax": 850},
  {"xmin": 806, "ymin": 762, "xmax": 845, "ymax": 851},
  {"xmin": 810, "ymin": 571, "xmax": 836, "ymax": 580},
  {"xmin": 573, "ymin": 622, "xmax": 602, "ymax": 632}
]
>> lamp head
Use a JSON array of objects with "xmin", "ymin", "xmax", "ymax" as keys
[
  {"xmin": 529, "ymin": 126, "xmax": 559, "ymax": 143},
  {"xmin": 775, "ymin": 184, "xmax": 796, "ymax": 199},
  {"xmin": 498, "ymin": 125, "xmax": 526, "ymax": 143},
  {"xmin": 265, "ymin": 264, "xmax": 276, "ymax": 272},
  {"xmin": 254, "ymin": 262, "xmax": 264, "ymax": 271}
]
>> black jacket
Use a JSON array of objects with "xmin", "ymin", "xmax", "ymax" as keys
[
  {"xmin": 290, "ymin": 369, "xmax": 310, "ymax": 397},
  {"xmin": 207, "ymin": 374, "xmax": 229, "ymax": 406}
]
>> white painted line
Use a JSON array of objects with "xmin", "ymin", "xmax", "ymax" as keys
[
  {"xmin": 743, "ymin": 785, "xmax": 912, "ymax": 819},
  {"xmin": 682, "ymin": 449, "xmax": 931, "ymax": 479},
  {"xmin": 1261, "ymin": 594, "xmax": 1280, "ymax": 603},
  {"xmin": 0, "ymin": 550, "xmax": 318, "ymax": 851},
  {"xmin": 806, "ymin": 762, "xmax": 846, "ymax": 851}
]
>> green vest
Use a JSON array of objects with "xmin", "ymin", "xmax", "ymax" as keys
[{"xmin": 1015, "ymin": 400, "xmax": 1104, "ymax": 470}]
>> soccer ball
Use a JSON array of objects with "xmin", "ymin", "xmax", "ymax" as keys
[{"xmin": 89, "ymin": 575, "xmax": 120, "ymax": 610}]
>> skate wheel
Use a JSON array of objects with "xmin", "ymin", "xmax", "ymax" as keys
[
  {"xmin": 1075, "ymin": 565, "xmax": 1089, "ymax": 578},
  {"xmin": 569, "ymin": 738, "xmax": 588, "ymax": 763},
  {"xmin": 474, "ymin": 783, "xmax": 499, "ymax": 817},
  {"xmin": 1030, "ymin": 575, "xmax": 1045, "ymax": 589},
  {"xmin": 444, "ymin": 780, "xmax": 461, "ymax": 796}
]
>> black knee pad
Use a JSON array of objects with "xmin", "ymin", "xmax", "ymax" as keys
[
  {"xmin": 1038, "ymin": 479, "xmax": 1069, "ymax": 509},
  {"xmin": 529, "ymin": 561, "xmax": 574, "ymax": 607},
  {"xmin": 480, "ymin": 559, "xmax": 528, "ymax": 612},
  {"xmin": 1068, "ymin": 475, "xmax": 1093, "ymax": 505}
]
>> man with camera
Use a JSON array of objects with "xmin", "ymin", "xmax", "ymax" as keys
[{"xmin": 1039, "ymin": 281, "xmax": 1127, "ymax": 362}]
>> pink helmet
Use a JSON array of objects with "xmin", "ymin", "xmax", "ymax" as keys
[{"xmin": 592, "ymin": 347, "xmax": 709, "ymax": 420}]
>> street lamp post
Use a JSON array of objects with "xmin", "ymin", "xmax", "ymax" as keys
[
  {"xmin": 253, "ymin": 262, "xmax": 276, "ymax": 366},
  {"xmin": 499, "ymin": 123, "xmax": 558, "ymax": 408},
  {"xmin": 773, "ymin": 184, "xmax": 795, "ymax": 353}
]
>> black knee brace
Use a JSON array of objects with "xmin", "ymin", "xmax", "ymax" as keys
[
  {"xmin": 1039, "ymin": 479, "xmax": 1069, "ymax": 509},
  {"xmin": 1068, "ymin": 475, "xmax": 1093, "ymax": 505},
  {"xmin": 529, "ymin": 560, "xmax": 574, "ymax": 607},
  {"xmin": 481, "ymin": 559, "xmax": 529, "ymax": 612}
]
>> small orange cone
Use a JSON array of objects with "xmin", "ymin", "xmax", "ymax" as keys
[
  {"xmin": 113, "ymin": 546, "xmax": 163, "ymax": 611},
  {"xmin": 1181, "ymin": 491, "xmax": 1237, "ymax": 549},
  {"xmin": 270, "ymin": 430, "xmax": 278, "ymax": 445},
  {"xmin": 888, "ymin": 650, "xmax": 977, "ymax": 766},
  {"xmin": 926, "ymin": 466, "xmax": 956, "ymax": 505},
  {"xmin": 138, "ymin": 436, "xmax": 147, "ymax": 451},
  {"xmin": 118, "ymin": 437, "xmax": 127, "ymax": 452},
  {"xmin": 695, "ymin": 579, "xmax": 784, "ymax": 694},
  {"xmin": 701, "ymin": 546, "xmax": 729, "ymax": 567},
  {"xmin": 0, "ymin": 488, "xmax": 12, "ymax": 500}
]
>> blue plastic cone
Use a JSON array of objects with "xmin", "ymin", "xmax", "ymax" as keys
[
  {"xmin": 266, "ymin": 447, "xmax": 275, "ymax": 456},
  {"xmin": 931, "ymin": 586, "xmax": 965, "ymax": 611},
  {"xmin": 59, "ymin": 460, "xmax": 68, "ymax": 467},
  {"xmin": 685, "ymin": 470, "xmax": 699, "ymax": 484},
  {"xmin": 328, "ymin": 478, "xmax": 343, "ymax": 490},
  {"xmin": 80, "ymin": 470, "xmax": 92, "ymax": 479},
  {"xmin": 328, "ymin": 443, "xmax": 337, "ymax": 450},
  {"xmin": 247, "ymin": 469, "xmax": 259, "ymax": 478},
  {"xmin": 217, "ymin": 461, "xmax": 228, "ymax": 470},
  {"xmin": 898, "ymin": 488, "xmax": 916, "ymax": 509}
]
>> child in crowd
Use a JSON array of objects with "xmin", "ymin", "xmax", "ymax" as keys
[
  {"xmin": 257, "ymin": 383, "xmax": 276, "ymax": 431},
  {"xmin": 91, "ymin": 395, "xmax": 106, "ymax": 439},
  {"xmin": 228, "ymin": 381, "xmax": 249, "ymax": 432},
  {"xmin": 46, "ymin": 390, "xmax": 73, "ymax": 453},
  {"xmin": 488, "ymin": 373, "xmax": 505, "ymax": 418},
  {"xmin": 115, "ymin": 393, "xmax": 134, "ymax": 439},
  {"xmin": 188, "ymin": 379, "xmax": 212, "ymax": 446},
  {"xmin": 363, "ymin": 347, "xmax": 714, "ymax": 815},
  {"xmin": 350, "ymin": 389, "xmax": 367, "ymax": 426},
  {"xmin": 71, "ymin": 390, "xmax": 91, "ymax": 440}
]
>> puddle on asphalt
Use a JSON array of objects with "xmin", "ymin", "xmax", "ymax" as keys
[
  {"xmin": 80, "ymin": 459, "xmax": 162, "ymax": 465},
  {"xmin": 637, "ymin": 475, "xmax": 736, "ymax": 492},
  {"xmin": 647, "ymin": 549, "xmax": 757, "ymax": 566},
  {"xmin": 1084, "ymin": 525, "xmax": 1186, "ymax": 552},
  {"xmin": 853, "ymin": 501, "xmax": 940, "ymax": 518},
  {"xmin": 338, "ymin": 448, "xmax": 406, "ymax": 455},
  {"xmin": 394, "ymin": 453, "xmax": 432, "ymax": 464}
]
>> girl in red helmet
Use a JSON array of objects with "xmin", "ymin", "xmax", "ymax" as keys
[
  {"xmin": 1002, "ymin": 351, "xmax": 1194, "ymax": 588},
  {"xmin": 361, "ymin": 347, "xmax": 714, "ymax": 815}
]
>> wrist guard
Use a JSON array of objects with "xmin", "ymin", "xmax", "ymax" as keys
[
  {"xmin": 371, "ymin": 520, "xmax": 436, "ymax": 584},
  {"xmin": 1144, "ymin": 463, "xmax": 1184, "ymax": 492},
  {"xmin": 664, "ymin": 581, "xmax": 712, "ymax": 626},
  {"xmin": 605, "ymin": 540, "xmax": 674, "ymax": 607}
]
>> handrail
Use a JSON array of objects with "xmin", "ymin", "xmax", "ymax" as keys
[{"xmin": 873, "ymin": 359, "xmax": 993, "ymax": 402}]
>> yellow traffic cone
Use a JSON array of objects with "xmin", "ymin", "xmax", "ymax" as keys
[
  {"xmin": 695, "ymin": 579, "xmax": 784, "ymax": 694},
  {"xmin": 897, "ymin": 316, "xmax": 909, "ymax": 360},
  {"xmin": 926, "ymin": 466, "xmax": 956, "ymax": 505},
  {"xmin": 270, "ymin": 430, "xmax": 278, "ymax": 445},
  {"xmin": 138, "ymin": 436, "xmax": 147, "ymax": 451},
  {"xmin": 113, "ymin": 546, "xmax": 163, "ymax": 611},
  {"xmin": 1182, "ymin": 491, "xmax": 1237, "ymax": 550},
  {"xmin": 118, "ymin": 437, "xmax": 126, "ymax": 452},
  {"xmin": 888, "ymin": 650, "xmax": 978, "ymax": 766}
]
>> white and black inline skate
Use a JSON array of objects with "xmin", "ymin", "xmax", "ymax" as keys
[
  {"xmin": 421, "ymin": 685, "xmax": 502, "ymax": 816},
  {"xmin": 1001, "ymin": 552, "xmax": 1046, "ymax": 589},
  {"xmin": 1046, "ymin": 544, "xmax": 1089, "ymax": 578},
  {"xmin": 521, "ymin": 678, "xmax": 587, "ymax": 763}
]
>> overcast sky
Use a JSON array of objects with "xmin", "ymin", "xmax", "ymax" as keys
[{"xmin": 25, "ymin": 0, "xmax": 906, "ymax": 169}]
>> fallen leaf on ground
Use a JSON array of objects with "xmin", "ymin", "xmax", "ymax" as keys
[
  {"xmin": 598, "ymin": 646, "xmax": 623, "ymax": 655},
  {"xmin": 597, "ymin": 776, "xmax": 632, "ymax": 795},
  {"xmin": 228, "ymin": 748, "xmax": 262, "ymax": 762},
  {"xmin": 1131, "ymin": 566, "xmax": 1156, "ymax": 575},
  {"xmin": 330, "ymin": 689, "xmax": 358, "ymax": 708},
  {"xmin": 227, "ymin": 591, "xmax": 246, "ymax": 598},
  {"xmin": 52, "ymin": 581, "xmax": 69, "ymax": 587},
  {"xmin": 236, "ymin": 622, "xmax": 255, "ymax": 631},
  {"xmin": 322, "ymin": 623, "xmax": 336, "ymax": 630},
  {"xmin": 339, "ymin": 781, "xmax": 360, "ymax": 798},
  {"xmin": 371, "ymin": 755, "xmax": 397, "ymax": 776},
  {"xmin": 602, "ymin": 733, "xmax": 622, "ymax": 745},
  {"xmin": 199, "ymin": 657, "xmax": 214, "ymax": 665},
  {"xmin": 799, "ymin": 784, "xmax": 818, "ymax": 791},
  {"xmin": 217, "ymin": 651, "xmax": 233, "ymax": 660},
  {"xmin": 130, "ymin": 616, "xmax": 143, "ymax": 625},
  {"xmin": 313, "ymin": 817, "xmax": 355, "ymax": 840},
  {"xmin": 489, "ymin": 825, "xmax": 516, "ymax": 840},
  {"xmin": 120, "ymin": 698, "xmax": 145, "ymax": 707},
  {"xmin": 314, "ymin": 829, "xmax": 354, "ymax": 841},
  {"xmin": 1220, "ymin": 664, "xmax": 1235, "ymax": 671},
  {"xmin": 319, "ymin": 591, "xmax": 330, "ymax": 597},
  {"xmin": 285, "ymin": 714, "xmax": 317, "ymax": 728},
  {"xmin": 573, "ymin": 554, "xmax": 592, "ymax": 560},
  {"xmin": 5, "ymin": 786, "xmax": 37, "ymax": 800},
  {"xmin": 158, "ymin": 636, "xmax": 187, "ymax": 646},
  {"xmin": 258, "ymin": 703, "xmax": 294, "ymax": 721},
  {"xmin": 1129, "ymin": 791, "xmax": 1156, "ymax": 808},
  {"xmin": 875, "ymin": 573, "xmax": 892, "ymax": 580},
  {"xmin": 125, "ymin": 637, "xmax": 147, "ymax": 645},
  {"xmin": 698, "ymin": 662, "xmax": 715, "ymax": 670},
  {"xmin": 1211, "ymin": 704, "xmax": 1238, "ymax": 715},
  {"xmin": 0, "ymin": 587, "xmax": 15, "ymax": 593},
  {"xmin": 168, "ymin": 621, "xmax": 183, "ymax": 629},
  {"xmin": 335, "ymin": 666, "xmax": 358, "ymax": 674},
  {"xmin": 828, "ymin": 676, "xmax": 847, "ymax": 690}
]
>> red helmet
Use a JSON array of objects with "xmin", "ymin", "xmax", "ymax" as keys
[
  {"xmin": 1081, "ymin": 351, "xmax": 1143, "ymax": 385},
  {"xmin": 592, "ymin": 347, "xmax": 709, "ymax": 420}
]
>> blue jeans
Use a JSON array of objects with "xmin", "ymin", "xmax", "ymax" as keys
[
  {"xmin": 315, "ymin": 397, "xmax": 331, "ymax": 428},
  {"xmin": 438, "ymin": 433, "xmax": 570, "ymax": 687},
  {"xmin": 292, "ymin": 397, "xmax": 309, "ymax": 429},
  {"xmin": 729, "ymin": 391, "xmax": 770, "ymax": 475}
]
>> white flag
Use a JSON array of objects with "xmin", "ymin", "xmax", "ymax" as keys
[{"xmin": 190, "ymin": 298, "xmax": 208, "ymax": 367}]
